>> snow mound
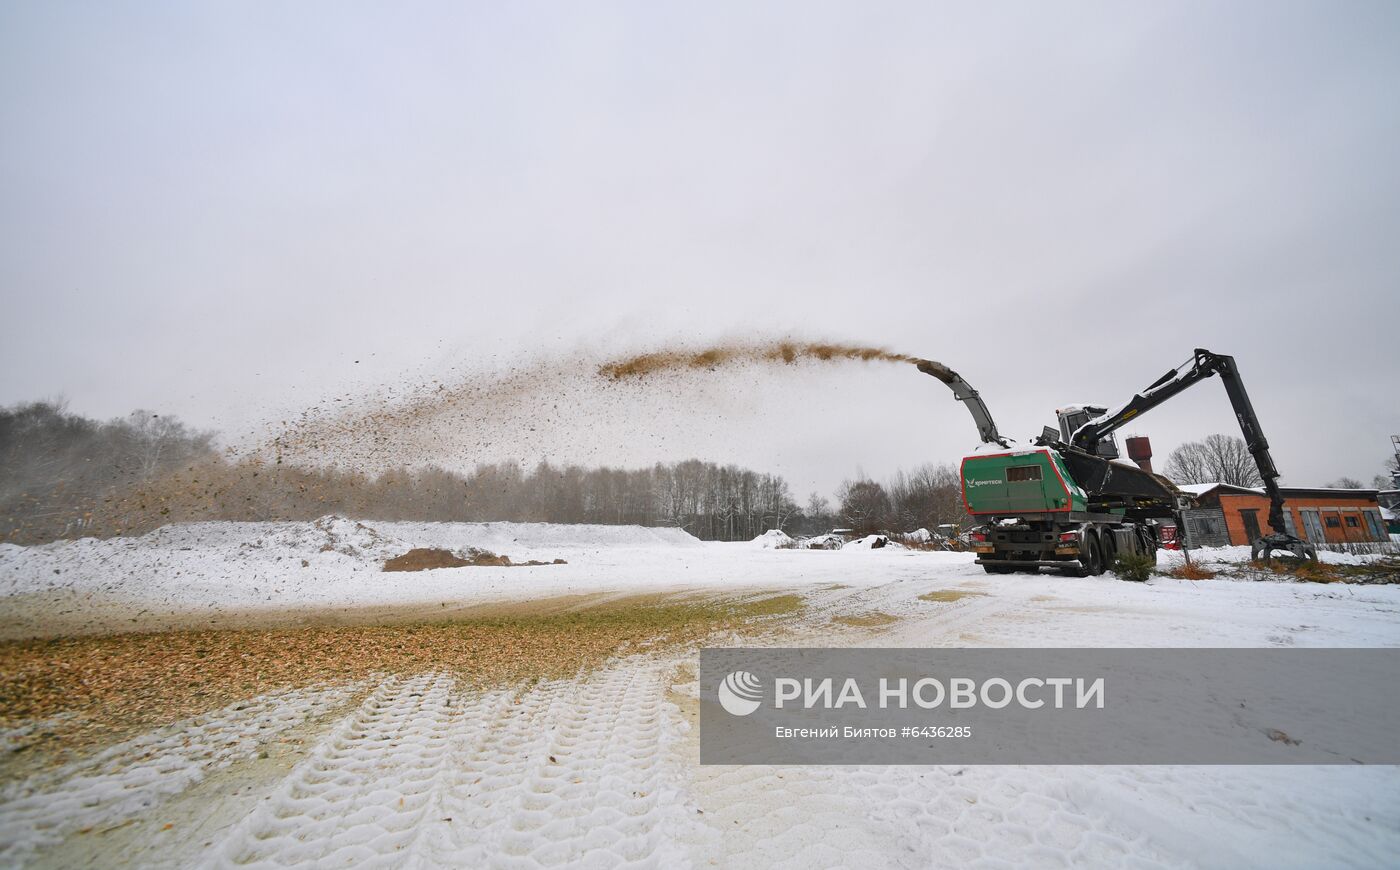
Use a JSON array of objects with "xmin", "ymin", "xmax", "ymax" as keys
[
  {"xmin": 363, "ymin": 521, "xmax": 702, "ymax": 553},
  {"xmin": 278, "ymin": 515, "xmax": 404, "ymax": 558},
  {"xmin": 841, "ymin": 534, "xmax": 903, "ymax": 551},
  {"xmin": 798, "ymin": 533, "xmax": 846, "ymax": 550},
  {"xmin": 0, "ymin": 519, "xmax": 703, "ymax": 608},
  {"xmin": 431, "ymin": 522, "xmax": 702, "ymax": 550},
  {"xmin": 751, "ymin": 530, "xmax": 794, "ymax": 549},
  {"xmin": 903, "ymin": 528, "xmax": 932, "ymax": 543}
]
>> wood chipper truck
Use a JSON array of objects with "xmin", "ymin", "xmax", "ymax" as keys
[{"xmin": 916, "ymin": 349, "xmax": 1316, "ymax": 577}]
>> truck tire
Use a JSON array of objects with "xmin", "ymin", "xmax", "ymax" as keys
[
  {"xmin": 1064, "ymin": 531, "xmax": 1099, "ymax": 577},
  {"xmin": 1090, "ymin": 533, "xmax": 1108, "ymax": 576},
  {"xmin": 1100, "ymin": 530, "xmax": 1117, "ymax": 574},
  {"xmin": 982, "ymin": 563, "xmax": 1014, "ymax": 574},
  {"xmin": 1080, "ymin": 532, "xmax": 1103, "ymax": 574}
]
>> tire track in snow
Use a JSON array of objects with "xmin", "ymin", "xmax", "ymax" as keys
[
  {"xmin": 205, "ymin": 660, "xmax": 697, "ymax": 869},
  {"xmin": 0, "ymin": 683, "xmax": 362, "ymax": 868},
  {"xmin": 430, "ymin": 662, "xmax": 695, "ymax": 867},
  {"xmin": 206, "ymin": 672, "xmax": 459, "ymax": 869}
]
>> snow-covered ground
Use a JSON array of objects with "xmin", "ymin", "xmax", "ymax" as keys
[
  {"xmin": 0, "ymin": 517, "xmax": 740, "ymax": 638},
  {"xmin": 2, "ymin": 519, "xmax": 1399, "ymax": 867}
]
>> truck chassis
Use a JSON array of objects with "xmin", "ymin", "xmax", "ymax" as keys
[{"xmin": 972, "ymin": 513, "xmax": 1159, "ymax": 576}]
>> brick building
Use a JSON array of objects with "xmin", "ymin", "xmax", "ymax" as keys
[{"xmin": 1179, "ymin": 484, "xmax": 1388, "ymax": 547}]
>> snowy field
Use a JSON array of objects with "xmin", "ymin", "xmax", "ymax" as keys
[{"xmin": 2, "ymin": 519, "xmax": 1400, "ymax": 868}]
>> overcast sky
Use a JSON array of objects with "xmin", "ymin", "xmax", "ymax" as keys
[{"xmin": 3, "ymin": 1, "xmax": 1398, "ymax": 498}]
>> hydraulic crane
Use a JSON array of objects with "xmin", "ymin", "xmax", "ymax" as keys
[
  {"xmin": 943, "ymin": 348, "xmax": 1317, "ymax": 577},
  {"xmin": 1068, "ymin": 349, "xmax": 1316, "ymax": 561}
]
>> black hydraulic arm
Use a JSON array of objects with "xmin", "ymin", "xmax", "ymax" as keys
[
  {"xmin": 915, "ymin": 359, "xmax": 1010, "ymax": 448},
  {"xmin": 1071, "ymin": 349, "xmax": 1289, "ymax": 535}
]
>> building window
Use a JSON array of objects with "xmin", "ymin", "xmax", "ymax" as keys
[
  {"xmin": 1364, "ymin": 509, "xmax": 1387, "ymax": 541},
  {"xmin": 1325, "ymin": 516, "xmax": 1341, "ymax": 528},
  {"xmin": 1345, "ymin": 515, "xmax": 1360, "ymax": 527},
  {"xmin": 1299, "ymin": 509, "xmax": 1324, "ymax": 541},
  {"xmin": 1240, "ymin": 509, "xmax": 1261, "ymax": 542},
  {"xmin": 1006, "ymin": 465, "xmax": 1042, "ymax": 482}
]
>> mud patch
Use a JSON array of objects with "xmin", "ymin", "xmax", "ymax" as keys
[
  {"xmin": 830, "ymin": 612, "xmax": 899, "ymax": 628},
  {"xmin": 382, "ymin": 547, "xmax": 566, "ymax": 571},
  {"xmin": 918, "ymin": 590, "xmax": 988, "ymax": 603}
]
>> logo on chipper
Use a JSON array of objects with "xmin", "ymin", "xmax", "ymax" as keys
[{"xmin": 718, "ymin": 670, "xmax": 763, "ymax": 716}]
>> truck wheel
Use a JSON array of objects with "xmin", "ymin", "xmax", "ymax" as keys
[
  {"xmin": 1090, "ymin": 534, "xmax": 1108, "ymax": 576},
  {"xmin": 1100, "ymin": 531, "xmax": 1117, "ymax": 574},
  {"xmin": 1064, "ymin": 532, "xmax": 1098, "ymax": 577},
  {"xmin": 1083, "ymin": 533, "xmax": 1104, "ymax": 576}
]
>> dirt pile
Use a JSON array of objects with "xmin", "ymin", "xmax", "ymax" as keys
[
  {"xmin": 382, "ymin": 547, "xmax": 566, "ymax": 571},
  {"xmin": 383, "ymin": 548, "xmax": 471, "ymax": 571}
]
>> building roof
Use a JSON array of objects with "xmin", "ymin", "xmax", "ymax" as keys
[
  {"xmin": 1177, "ymin": 483, "xmax": 1232, "ymax": 496},
  {"xmin": 1179, "ymin": 482, "xmax": 1380, "ymax": 500},
  {"xmin": 1177, "ymin": 482, "xmax": 1260, "ymax": 497},
  {"xmin": 1280, "ymin": 486, "xmax": 1380, "ymax": 499}
]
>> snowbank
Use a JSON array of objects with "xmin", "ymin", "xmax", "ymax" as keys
[
  {"xmin": 751, "ymin": 530, "xmax": 794, "ymax": 549},
  {"xmin": 0, "ymin": 518, "xmax": 984, "ymax": 640},
  {"xmin": 1158, "ymin": 544, "xmax": 1389, "ymax": 567},
  {"xmin": 4, "ymin": 517, "xmax": 1394, "ymax": 642},
  {"xmin": 841, "ymin": 535, "xmax": 903, "ymax": 551},
  {"xmin": 0, "ymin": 518, "xmax": 705, "ymax": 600}
]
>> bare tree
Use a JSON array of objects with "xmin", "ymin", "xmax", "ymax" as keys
[
  {"xmin": 1327, "ymin": 476, "xmax": 1365, "ymax": 489},
  {"xmin": 2, "ymin": 401, "xmax": 220, "ymax": 543},
  {"xmin": 837, "ymin": 478, "xmax": 891, "ymax": 535},
  {"xmin": 888, "ymin": 463, "xmax": 964, "ymax": 531},
  {"xmin": 791, "ymin": 492, "xmax": 833, "ymax": 537},
  {"xmin": 1163, "ymin": 434, "xmax": 1263, "ymax": 487},
  {"xmin": 1373, "ymin": 456, "xmax": 1399, "ymax": 490}
]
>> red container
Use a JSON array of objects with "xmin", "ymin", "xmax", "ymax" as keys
[
  {"xmin": 1125, "ymin": 436, "xmax": 1153, "ymax": 463},
  {"xmin": 1159, "ymin": 523, "xmax": 1180, "ymax": 550}
]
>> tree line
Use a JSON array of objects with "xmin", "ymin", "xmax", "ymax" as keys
[
  {"xmin": 1, "ymin": 401, "xmax": 215, "ymax": 543},
  {"xmin": 16, "ymin": 401, "xmax": 1371, "ymax": 547},
  {"xmin": 2, "ymin": 401, "xmax": 978, "ymax": 545},
  {"xmin": 3, "ymin": 402, "xmax": 816, "ymax": 543}
]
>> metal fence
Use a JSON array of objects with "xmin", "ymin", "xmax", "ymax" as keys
[
  {"xmin": 1314, "ymin": 541, "xmax": 1400, "ymax": 557},
  {"xmin": 1181, "ymin": 508, "xmax": 1231, "ymax": 549}
]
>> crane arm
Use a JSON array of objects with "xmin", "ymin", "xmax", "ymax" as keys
[
  {"xmin": 915, "ymin": 359, "xmax": 1010, "ymax": 448},
  {"xmin": 1072, "ymin": 348, "xmax": 1291, "ymax": 538}
]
